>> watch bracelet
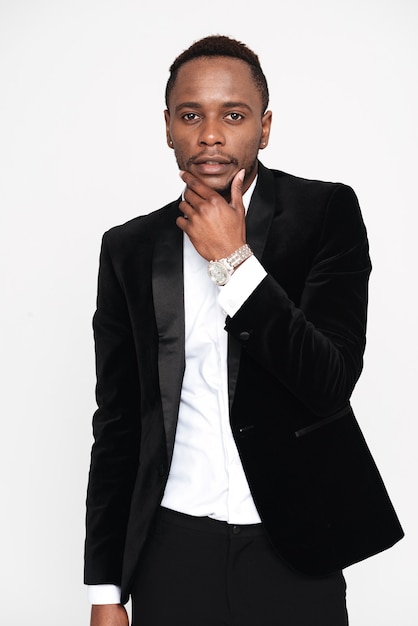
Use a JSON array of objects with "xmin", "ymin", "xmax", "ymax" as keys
[{"xmin": 225, "ymin": 244, "xmax": 253, "ymax": 269}]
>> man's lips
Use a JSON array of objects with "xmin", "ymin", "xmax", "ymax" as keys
[
  {"xmin": 190, "ymin": 155, "xmax": 236, "ymax": 175},
  {"xmin": 192, "ymin": 155, "xmax": 232, "ymax": 164}
]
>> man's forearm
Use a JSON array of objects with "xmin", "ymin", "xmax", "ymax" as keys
[{"xmin": 90, "ymin": 604, "xmax": 128, "ymax": 626}]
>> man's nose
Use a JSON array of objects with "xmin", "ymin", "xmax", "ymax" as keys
[{"xmin": 198, "ymin": 119, "xmax": 225, "ymax": 146}]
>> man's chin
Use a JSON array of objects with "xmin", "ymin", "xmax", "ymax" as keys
[
  {"xmin": 213, "ymin": 184, "xmax": 232, "ymax": 200},
  {"xmin": 204, "ymin": 175, "xmax": 234, "ymax": 199}
]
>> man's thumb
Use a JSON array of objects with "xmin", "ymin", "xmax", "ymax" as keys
[{"xmin": 231, "ymin": 168, "xmax": 245, "ymax": 207}]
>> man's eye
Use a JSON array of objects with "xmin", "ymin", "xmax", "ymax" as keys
[
  {"xmin": 226, "ymin": 112, "xmax": 243, "ymax": 121},
  {"xmin": 183, "ymin": 113, "xmax": 199, "ymax": 121}
]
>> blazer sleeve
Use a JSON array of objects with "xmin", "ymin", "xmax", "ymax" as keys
[
  {"xmin": 225, "ymin": 183, "xmax": 372, "ymax": 416},
  {"xmin": 84, "ymin": 232, "xmax": 142, "ymax": 586}
]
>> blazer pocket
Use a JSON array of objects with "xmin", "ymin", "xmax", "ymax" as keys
[{"xmin": 294, "ymin": 406, "xmax": 352, "ymax": 438}]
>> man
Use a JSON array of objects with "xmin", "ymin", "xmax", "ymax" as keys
[{"xmin": 84, "ymin": 35, "xmax": 403, "ymax": 626}]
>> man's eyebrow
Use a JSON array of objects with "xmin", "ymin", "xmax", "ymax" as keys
[
  {"xmin": 175, "ymin": 102, "xmax": 202, "ymax": 112},
  {"xmin": 222, "ymin": 101, "xmax": 252, "ymax": 111},
  {"xmin": 174, "ymin": 101, "xmax": 253, "ymax": 113}
]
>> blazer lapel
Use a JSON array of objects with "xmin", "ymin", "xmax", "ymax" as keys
[
  {"xmin": 228, "ymin": 162, "xmax": 277, "ymax": 411},
  {"xmin": 152, "ymin": 164, "xmax": 277, "ymax": 439},
  {"xmin": 152, "ymin": 201, "xmax": 185, "ymax": 464}
]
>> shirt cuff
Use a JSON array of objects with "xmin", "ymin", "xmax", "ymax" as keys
[
  {"xmin": 87, "ymin": 584, "xmax": 122, "ymax": 605},
  {"xmin": 218, "ymin": 254, "xmax": 267, "ymax": 317}
]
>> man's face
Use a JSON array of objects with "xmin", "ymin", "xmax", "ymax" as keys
[{"xmin": 164, "ymin": 57, "xmax": 272, "ymax": 198}]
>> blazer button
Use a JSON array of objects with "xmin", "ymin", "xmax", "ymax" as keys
[
  {"xmin": 239, "ymin": 331, "xmax": 251, "ymax": 342},
  {"xmin": 237, "ymin": 424, "xmax": 255, "ymax": 438}
]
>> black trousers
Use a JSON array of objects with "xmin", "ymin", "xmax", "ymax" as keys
[{"xmin": 131, "ymin": 507, "xmax": 348, "ymax": 626}]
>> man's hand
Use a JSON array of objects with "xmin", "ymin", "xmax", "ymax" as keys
[
  {"xmin": 176, "ymin": 168, "xmax": 247, "ymax": 261},
  {"xmin": 90, "ymin": 604, "xmax": 129, "ymax": 626}
]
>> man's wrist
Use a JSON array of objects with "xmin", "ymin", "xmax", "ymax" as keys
[{"xmin": 208, "ymin": 244, "xmax": 253, "ymax": 286}]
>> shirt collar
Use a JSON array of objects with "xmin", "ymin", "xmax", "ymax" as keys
[{"xmin": 242, "ymin": 175, "xmax": 257, "ymax": 214}]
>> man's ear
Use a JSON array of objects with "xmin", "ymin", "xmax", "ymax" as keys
[
  {"xmin": 259, "ymin": 110, "xmax": 273, "ymax": 149},
  {"xmin": 164, "ymin": 109, "xmax": 174, "ymax": 149}
]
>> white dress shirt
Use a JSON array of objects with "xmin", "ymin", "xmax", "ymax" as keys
[{"xmin": 88, "ymin": 179, "xmax": 267, "ymax": 604}]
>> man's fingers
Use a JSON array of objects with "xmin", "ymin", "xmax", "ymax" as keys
[
  {"xmin": 176, "ymin": 214, "xmax": 189, "ymax": 232},
  {"xmin": 179, "ymin": 170, "xmax": 205, "ymax": 197},
  {"xmin": 180, "ymin": 169, "xmax": 227, "ymax": 204},
  {"xmin": 179, "ymin": 169, "xmax": 204, "ymax": 188},
  {"xmin": 182, "ymin": 187, "xmax": 200, "ymax": 211},
  {"xmin": 180, "ymin": 168, "xmax": 246, "ymax": 211}
]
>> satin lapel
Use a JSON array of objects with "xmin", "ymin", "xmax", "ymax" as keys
[
  {"xmin": 245, "ymin": 162, "xmax": 277, "ymax": 260},
  {"xmin": 228, "ymin": 162, "xmax": 277, "ymax": 411},
  {"xmin": 152, "ymin": 202, "xmax": 185, "ymax": 464}
]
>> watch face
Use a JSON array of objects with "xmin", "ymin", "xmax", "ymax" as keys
[{"xmin": 208, "ymin": 261, "xmax": 229, "ymax": 286}]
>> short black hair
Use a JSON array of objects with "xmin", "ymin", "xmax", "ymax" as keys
[{"xmin": 165, "ymin": 35, "xmax": 269, "ymax": 113}]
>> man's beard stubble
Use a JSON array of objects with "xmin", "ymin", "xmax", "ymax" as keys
[{"xmin": 175, "ymin": 151, "xmax": 258, "ymax": 202}]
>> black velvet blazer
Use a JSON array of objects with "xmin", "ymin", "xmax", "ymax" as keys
[{"xmin": 85, "ymin": 162, "xmax": 403, "ymax": 603}]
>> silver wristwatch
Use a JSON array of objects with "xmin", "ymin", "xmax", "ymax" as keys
[{"xmin": 208, "ymin": 244, "xmax": 253, "ymax": 286}]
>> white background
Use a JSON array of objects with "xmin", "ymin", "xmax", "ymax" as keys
[{"xmin": 1, "ymin": 1, "xmax": 416, "ymax": 624}]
